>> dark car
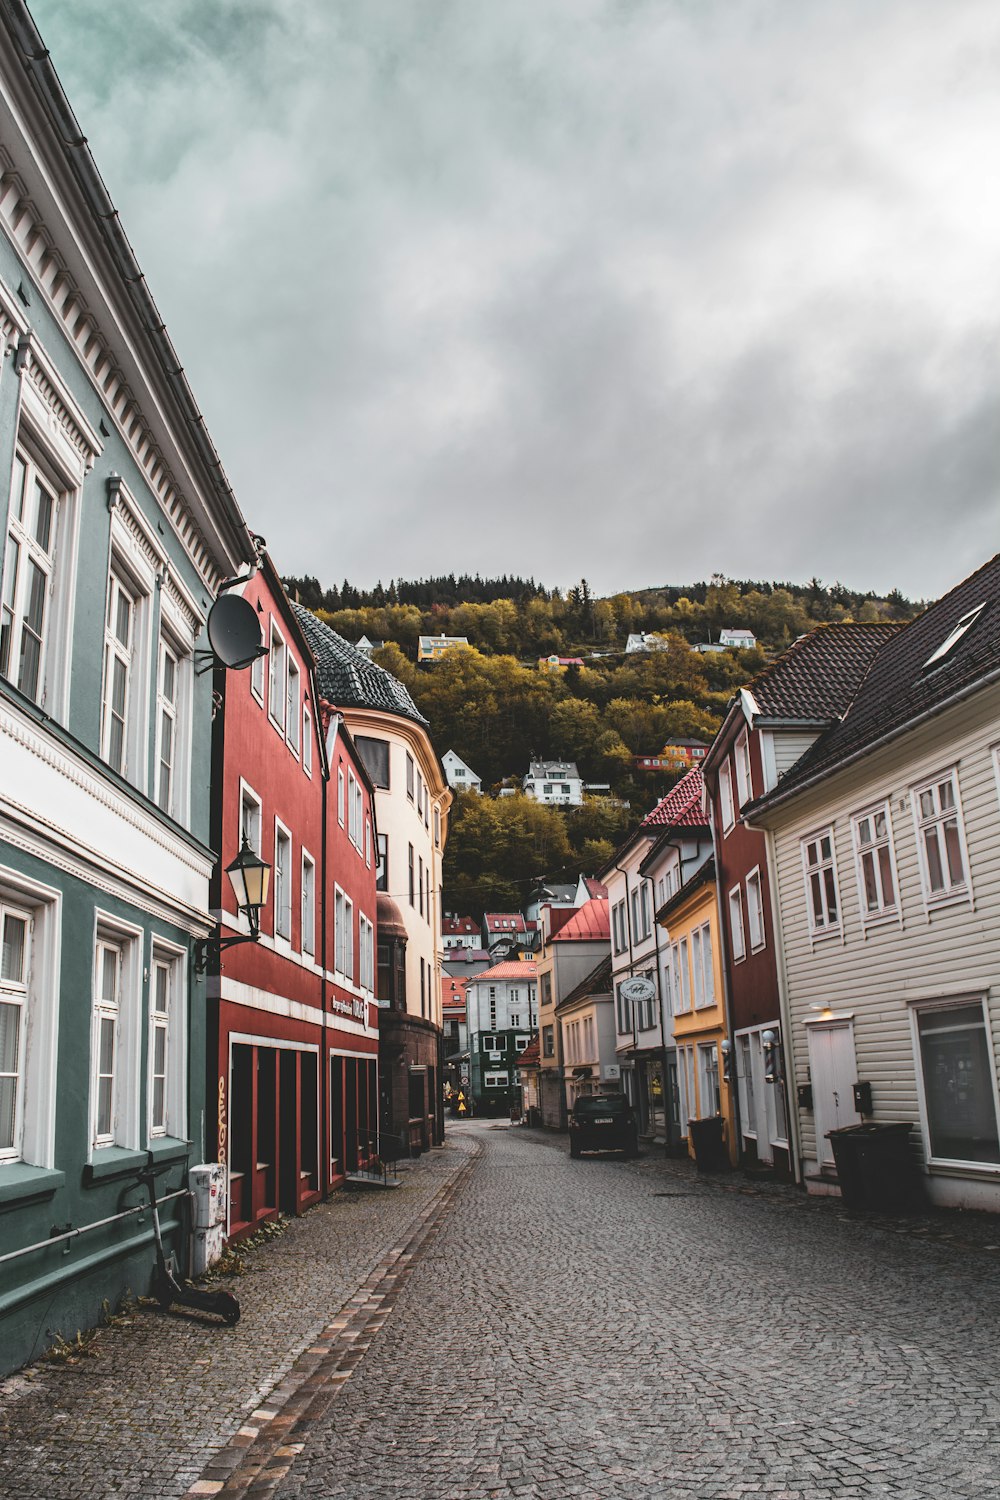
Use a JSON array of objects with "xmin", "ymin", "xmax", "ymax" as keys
[{"xmin": 569, "ymin": 1093, "xmax": 639, "ymax": 1158}]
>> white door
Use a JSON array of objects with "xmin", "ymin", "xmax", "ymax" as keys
[{"xmin": 808, "ymin": 1021, "xmax": 861, "ymax": 1166}]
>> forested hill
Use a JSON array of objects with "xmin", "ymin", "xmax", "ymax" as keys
[
  {"xmin": 283, "ymin": 572, "xmax": 922, "ymax": 661},
  {"xmin": 282, "ymin": 572, "xmax": 923, "ymax": 913}
]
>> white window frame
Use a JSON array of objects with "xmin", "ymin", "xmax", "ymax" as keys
[
  {"xmin": 359, "ymin": 913, "xmax": 374, "ymax": 992},
  {"xmin": 250, "ymin": 639, "xmax": 264, "ymax": 704},
  {"xmin": 338, "ymin": 767, "xmax": 345, "ymax": 827},
  {"xmin": 91, "ymin": 914, "xmax": 142, "ymax": 1154},
  {"xmin": 268, "ymin": 620, "xmax": 287, "ymax": 735},
  {"xmin": 0, "ymin": 869, "xmax": 59, "ymax": 1170},
  {"xmin": 734, "ymin": 729, "xmax": 753, "ymax": 809},
  {"xmin": 485, "ymin": 1071, "xmax": 509, "ymax": 1088},
  {"xmin": 718, "ymin": 760, "xmax": 735, "ymax": 835},
  {"xmin": 302, "ymin": 702, "xmax": 313, "ymax": 776},
  {"xmin": 729, "ymin": 885, "xmax": 746, "ymax": 963},
  {"xmin": 745, "ymin": 867, "xmax": 766, "ymax": 952},
  {"xmin": 697, "ymin": 1041, "xmax": 721, "ymax": 1118},
  {"xmin": 0, "ymin": 898, "xmax": 31, "ymax": 1161},
  {"xmin": 334, "ymin": 886, "xmax": 354, "ymax": 981},
  {"xmin": 273, "ymin": 819, "xmax": 293, "ymax": 945},
  {"xmin": 301, "ymin": 850, "xmax": 316, "ymax": 957},
  {"xmin": 691, "ymin": 922, "xmax": 716, "ymax": 1008},
  {"xmin": 851, "ymin": 801, "xmax": 900, "ymax": 925},
  {"xmin": 100, "ymin": 565, "xmax": 138, "ymax": 778},
  {"xmin": 286, "ymin": 655, "xmax": 300, "ymax": 756},
  {"xmin": 148, "ymin": 940, "xmax": 186, "ymax": 1143},
  {"xmin": 910, "ymin": 994, "xmax": 1000, "ymax": 1170},
  {"xmin": 1, "ymin": 449, "xmax": 60, "ymax": 709},
  {"xmin": 154, "ymin": 626, "xmax": 193, "ymax": 822},
  {"xmin": 911, "ymin": 768, "xmax": 972, "ymax": 911},
  {"xmin": 801, "ymin": 828, "xmax": 841, "ymax": 938}
]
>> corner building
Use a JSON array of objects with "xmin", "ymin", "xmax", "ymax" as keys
[{"xmin": 293, "ymin": 609, "xmax": 450, "ymax": 1153}]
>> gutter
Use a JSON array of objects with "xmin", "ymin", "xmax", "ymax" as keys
[
  {"xmin": 3, "ymin": 1, "xmax": 254, "ymax": 569},
  {"xmin": 745, "ymin": 664, "xmax": 1000, "ymax": 824}
]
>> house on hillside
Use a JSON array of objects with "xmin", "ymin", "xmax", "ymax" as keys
[
  {"xmin": 523, "ymin": 760, "xmax": 584, "ymax": 806},
  {"xmin": 719, "ymin": 628, "xmax": 758, "ymax": 650},
  {"xmin": 634, "ymin": 740, "xmax": 709, "ymax": 774},
  {"xmin": 701, "ymin": 622, "xmax": 897, "ymax": 1179},
  {"xmin": 626, "ymin": 632, "xmax": 671, "ymax": 654},
  {"xmin": 539, "ymin": 654, "xmax": 585, "ymax": 672},
  {"xmin": 745, "ymin": 556, "xmax": 1000, "ymax": 1212},
  {"xmin": 418, "ymin": 634, "xmax": 470, "ymax": 663},
  {"xmin": 352, "ymin": 635, "xmax": 384, "ymax": 657},
  {"xmin": 442, "ymin": 748, "xmax": 482, "ymax": 794}
]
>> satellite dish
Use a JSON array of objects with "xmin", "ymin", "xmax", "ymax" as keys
[{"xmin": 206, "ymin": 594, "xmax": 264, "ymax": 670}]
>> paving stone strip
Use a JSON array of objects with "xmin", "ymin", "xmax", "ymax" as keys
[{"xmin": 181, "ymin": 1136, "xmax": 481, "ymax": 1499}]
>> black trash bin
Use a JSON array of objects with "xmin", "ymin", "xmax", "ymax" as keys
[
  {"xmin": 827, "ymin": 1122, "xmax": 924, "ymax": 1213},
  {"xmin": 688, "ymin": 1115, "xmax": 729, "ymax": 1173}
]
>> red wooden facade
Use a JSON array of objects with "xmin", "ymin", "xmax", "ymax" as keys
[{"xmin": 207, "ymin": 556, "xmax": 380, "ymax": 1240}]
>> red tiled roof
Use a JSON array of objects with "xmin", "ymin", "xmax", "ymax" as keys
[
  {"xmin": 582, "ymin": 877, "xmax": 608, "ymax": 899},
  {"xmin": 483, "ymin": 913, "xmax": 527, "ymax": 932},
  {"xmin": 468, "ymin": 960, "xmax": 538, "ymax": 983},
  {"xmin": 441, "ymin": 977, "xmax": 467, "ymax": 1008},
  {"xmin": 442, "ymin": 917, "xmax": 480, "ymax": 936},
  {"xmin": 641, "ymin": 767, "xmax": 708, "ymax": 830},
  {"xmin": 515, "ymin": 1035, "xmax": 541, "ymax": 1068},
  {"xmin": 551, "ymin": 897, "xmax": 610, "ymax": 944}
]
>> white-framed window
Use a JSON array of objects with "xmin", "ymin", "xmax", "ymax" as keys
[
  {"xmin": 852, "ymin": 803, "xmax": 898, "ymax": 921},
  {"xmin": 354, "ymin": 777, "xmax": 364, "ymax": 852},
  {"xmin": 91, "ymin": 917, "xmax": 141, "ymax": 1152},
  {"xmin": 1, "ymin": 449, "xmax": 59, "ymax": 707},
  {"xmin": 101, "ymin": 567, "xmax": 137, "ymax": 775},
  {"xmin": 718, "ymin": 760, "xmax": 735, "ymax": 834},
  {"xmin": 408, "ymin": 843, "xmax": 415, "ymax": 907},
  {"xmin": 286, "ymin": 657, "xmax": 300, "ymax": 755},
  {"xmin": 376, "ymin": 833, "xmax": 388, "ymax": 893},
  {"xmin": 746, "ymin": 867, "xmax": 765, "ymax": 952},
  {"xmin": 912, "ymin": 770, "xmax": 970, "ymax": 906},
  {"xmin": 154, "ymin": 634, "xmax": 182, "ymax": 815},
  {"xmin": 348, "ymin": 770, "xmax": 360, "ymax": 846},
  {"xmin": 93, "ymin": 938, "xmax": 121, "ymax": 1145},
  {"xmin": 691, "ymin": 923, "xmax": 715, "ymax": 1008},
  {"xmin": 734, "ymin": 730, "xmax": 753, "ymax": 809},
  {"xmin": 337, "ymin": 767, "xmax": 345, "ymax": 827},
  {"xmin": 274, "ymin": 822, "xmax": 292, "ymax": 942},
  {"xmin": 802, "ymin": 830, "xmax": 840, "ymax": 935},
  {"xmin": 0, "ymin": 900, "xmax": 30, "ymax": 1159},
  {"xmin": 302, "ymin": 703, "xmax": 313, "ymax": 775},
  {"xmin": 677, "ymin": 1044, "xmax": 695, "ymax": 1131},
  {"xmin": 240, "ymin": 781, "xmax": 262, "ymax": 854},
  {"xmin": 674, "ymin": 938, "xmax": 691, "ymax": 1013},
  {"xmin": 334, "ymin": 888, "xmax": 354, "ymax": 980},
  {"xmin": 419, "ymin": 855, "xmax": 424, "ymax": 917},
  {"xmin": 406, "ymin": 752, "xmax": 415, "ymax": 801},
  {"xmin": 268, "ymin": 621, "xmax": 286, "ymax": 734},
  {"xmin": 485, "ymin": 1071, "xmax": 509, "ymax": 1088},
  {"xmin": 912, "ymin": 998, "xmax": 1000, "ymax": 1166},
  {"xmin": 729, "ymin": 886, "xmax": 746, "ymax": 963},
  {"xmin": 616, "ymin": 983, "xmax": 632, "ymax": 1034},
  {"xmin": 923, "ymin": 604, "xmax": 985, "ymax": 671},
  {"xmin": 356, "ymin": 735, "xmax": 390, "ymax": 788},
  {"xmin": 612, "ymin": 899, "xmax": 627, "ymax": 955},
  {"xmin": 301, "ymin": 852, "xmax": 316, "ymax": 957},
  {"xmin": 365, "ymin": 816, "xmax": 372, "ymax": 869},
  {"xmin": 697, "ymin": 1042, "xmax": 721, "ymax": 1117},
  {"xmin": 738, "ymin": 1034, "xmax": 756, "ymax": 1138},
  {"xmin": 250, "ymin": 638, "xmax": 264, "ymax": 703},
  {"xmin": 148, "ymin": 943, "xmax": 185, "ymax": 1142},
  {"xmin": 359, "ymin": 914, "xmax": 374, "ymax": 991}
]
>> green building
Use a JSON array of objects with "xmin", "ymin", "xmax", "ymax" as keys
[{"xmin": 0, "ymin": 4, "xmax": 253, "ymax": 1372}]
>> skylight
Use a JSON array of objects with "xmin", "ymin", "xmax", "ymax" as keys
[{"xmin": 923, "ymin": 603, "xmax": 986, "ymax": 671}]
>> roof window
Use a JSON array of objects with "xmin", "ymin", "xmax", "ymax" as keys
[{"xmin": 922, "ymin": 603, "xmax": 986, "ymax": 672}]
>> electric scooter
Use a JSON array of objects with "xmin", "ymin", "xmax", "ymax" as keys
[{"xmin": 138, "ymin": 1162, "xmax": 240, "ymax": 1326}]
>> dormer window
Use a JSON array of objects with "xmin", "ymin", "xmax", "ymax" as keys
[{"xmin": 923, "ymin": 604, "xmax": 985, "ymax": 672}]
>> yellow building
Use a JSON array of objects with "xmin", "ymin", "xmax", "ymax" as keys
[{"xmin": 657, "ymin": 860, "xmax": 736, "ymax": 1165}]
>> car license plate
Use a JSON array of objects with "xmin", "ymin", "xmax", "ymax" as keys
[{"xmin": 594, "ymin": 1117, "xmax": 613, "ymax": 1124}]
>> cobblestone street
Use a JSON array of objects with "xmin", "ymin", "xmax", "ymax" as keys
[{"xmin": 4, "ymin": 1121, "xmax": 1000, "ymax": 1499}]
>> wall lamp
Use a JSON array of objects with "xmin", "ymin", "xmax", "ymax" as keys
[
  {"xmin": 195, "ymin": 837, "xmax": 271, "ymax": 974},
  {"xmin": 720, "ymin": 1038, "xmax": 735, "ymax": 1085},
  {"xmin": 762, "ymin": 1028, "xmax": 782, "ymax": 1085}
]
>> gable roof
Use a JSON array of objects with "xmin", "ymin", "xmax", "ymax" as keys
[
  {"xmin": 551, "ymin": 898, "xmax": 609, "ymax": 944},
  {"xmin": 483, "ymin": 913, "xmax": 527, "ymax": 932},
  {"xmin": 515, "ymin": 1034, "xmax": 541, "ymax": 1069},
  {"xmin": 640, "ymin": 767, "xmax": 708, "ymax": 829},
  {"xmin": 292, "ymin": 604, "xmax": 428, "ymax": 726},
  {"xmin": 751, "ymin": 555, "xmax": 1000, "ymax": 811},
  {"xmin": 468, "ymin": 960, "xmax": 538, "ymax": 984},
  {"xmin": 443, "ymin": 917, "xmax": 481, "ymax": 937},
  {"xmin": 747, "ymin": 622, "xmax": 901, "ymax": 722}
]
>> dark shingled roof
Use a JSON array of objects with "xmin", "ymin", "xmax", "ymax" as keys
[
  {"xmin": 748, "ymin": 622, "xmax": 901, "ymax": 721},
  {"xmin": 292, "ymin": 603, "xmax": 428, "ymax": 727},
  {"xmin": 557, "ymin": 953, "xmax": 614, "ymax": 1012},
  {"xmin": 753, "ymin": 554, "xmax": 1000, "ymax": 808}
]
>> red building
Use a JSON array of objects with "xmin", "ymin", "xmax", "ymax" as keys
[{"xmin": 206, "ymin": 556, "xmax": 380, "ymax": 1239}]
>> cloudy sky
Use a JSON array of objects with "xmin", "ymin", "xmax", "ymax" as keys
[{"xmin": 31, "ymin": 0, "xmax": 1000, "ymax": 600}]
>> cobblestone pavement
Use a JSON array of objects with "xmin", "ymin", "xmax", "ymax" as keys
[
  {"xmin": 4, "ymin": 1124, "xmax": 1000, "ymax": 1499},
  {"xmin": 234, "ymin": 1121, "xmax": 1000, "ymax": 1500},
  {"xmin": 0, "ymin": 1140, "xmax": 472, "ymax": 1500}
]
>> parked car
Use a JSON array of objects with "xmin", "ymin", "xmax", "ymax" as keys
[{"xmin": 569, "ymin": 1094, "xmax": 639, "ymax": 1158}]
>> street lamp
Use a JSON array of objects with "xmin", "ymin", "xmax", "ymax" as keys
[{"xmin": 194, "ymin": 837, "xmax": 271, "ymax": 973}]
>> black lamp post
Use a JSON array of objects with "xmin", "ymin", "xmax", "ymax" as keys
[{"xmin": 195, "ymin": 836, "xmax": 271, "ymax": 973}]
